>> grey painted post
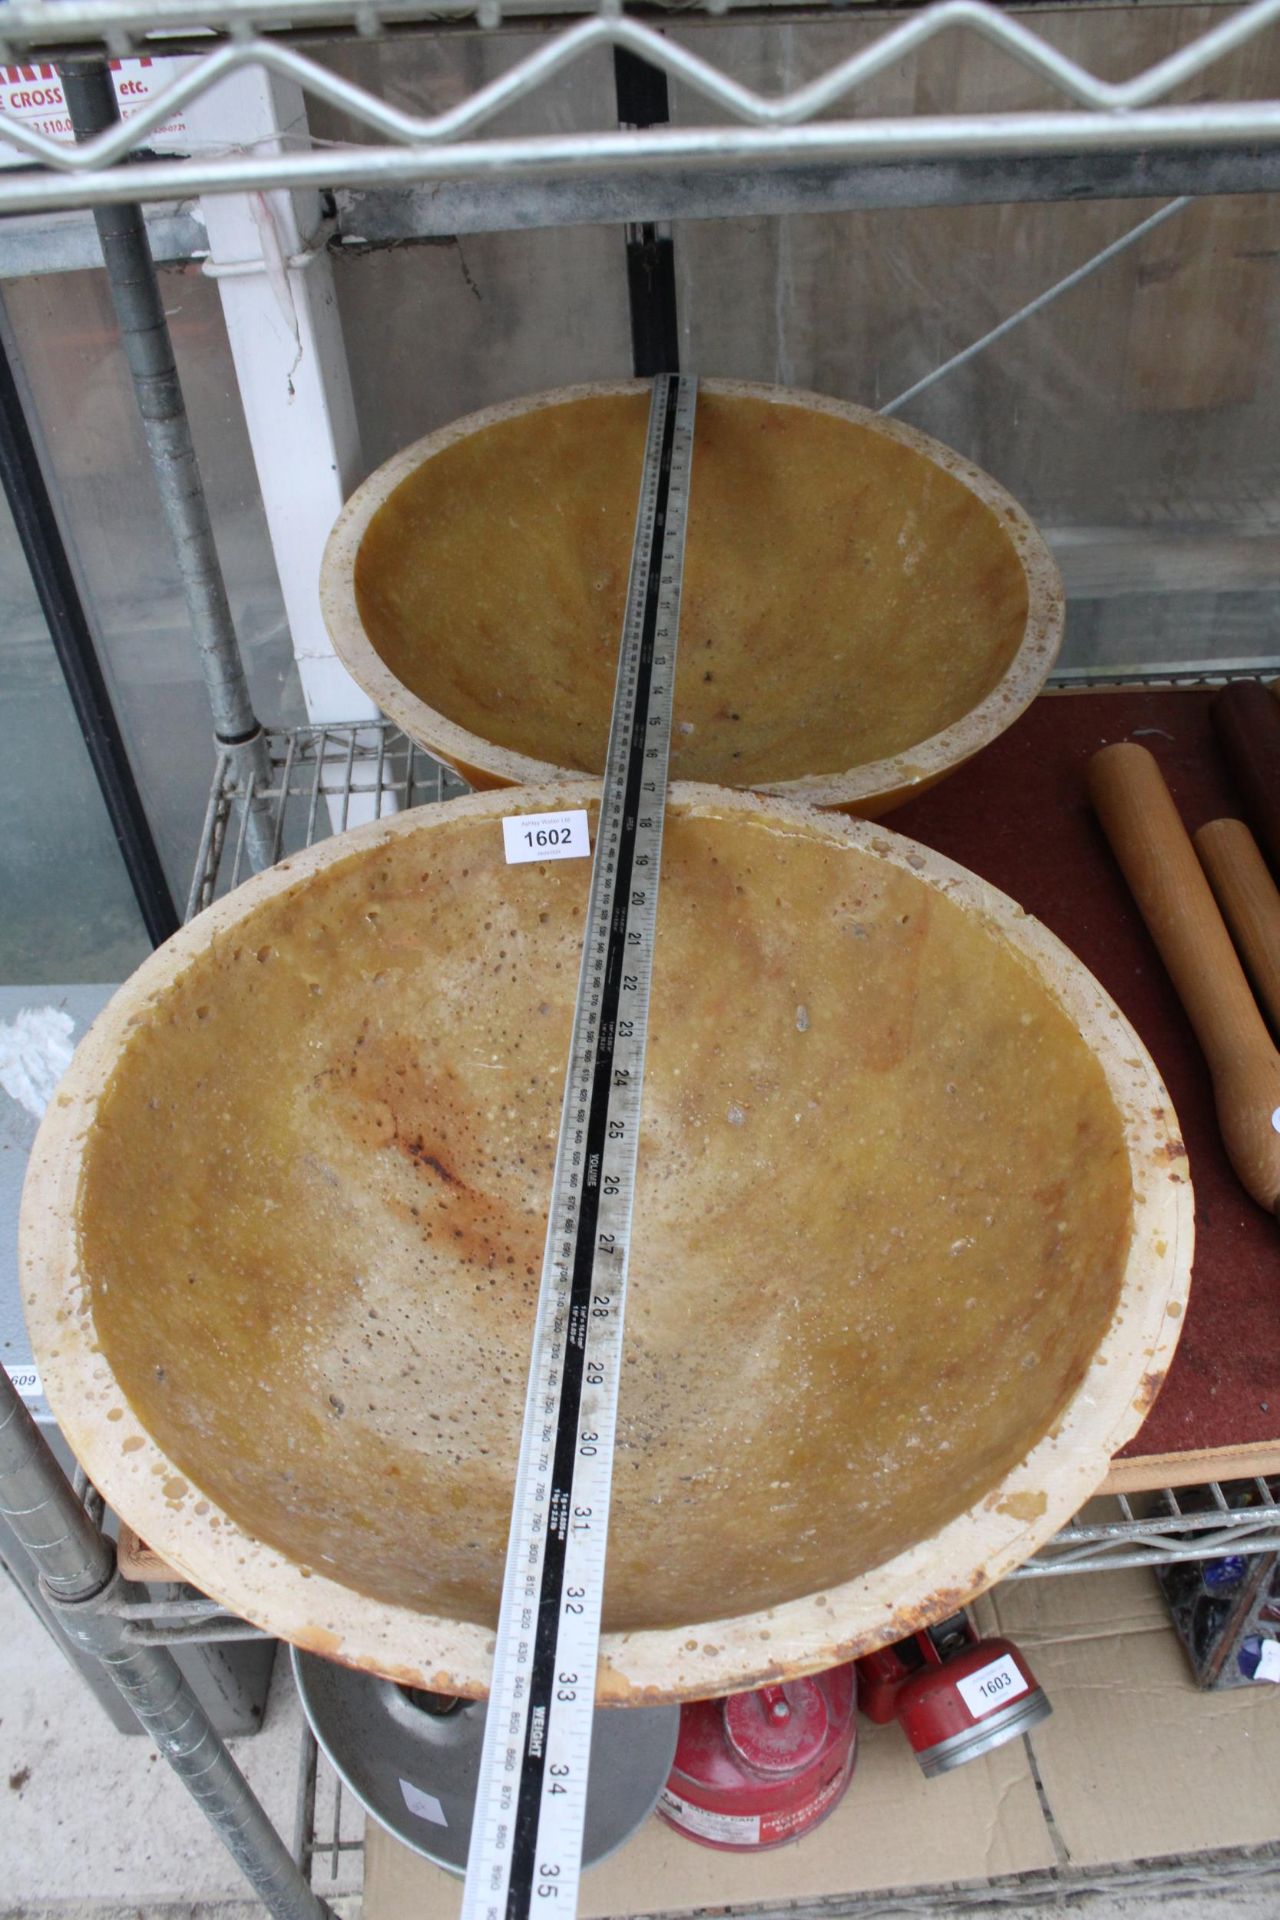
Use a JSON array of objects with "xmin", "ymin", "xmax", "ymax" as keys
[
  {"xmin": 0, "ymin": 1370, "xmax": 331, "ymax": 1920},
  {"xmin": 60, "ymin": 56, "xmax": 277, "ymax": 873}
]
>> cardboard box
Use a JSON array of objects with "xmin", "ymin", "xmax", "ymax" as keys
[
  {"xmin": 979, "ymin": 1572, "xmax": 1280, "ymax": 1869},
  {"xmin": 364, "ymin": 1570, "xmax": 1280, "ymax": 1918}
]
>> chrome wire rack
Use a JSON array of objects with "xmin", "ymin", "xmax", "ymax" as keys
[
  {"xmin": 2, "ymin": 0, "xmax": 1280, "ymax": 212},
  {"xmin": 186, "ymin": 719, "xmax": 468, "ymax": 919},
  {"xmin": 107, "ymin": 1484, "xmax": 1280, "ymax": 1647},
  {"xmin": 295, "ymin": 1732, "xmax": 364, "ymax": 1901},
  {"xmin": 105, "ymin": 1477, "xmax": 1280, "ymax": 1650},
  {"xmin": 1016, "ymin": 1480, "xmax": 1280, "ymax": 1578},
  {"xmin": 0, "ymin": 1, "xmax": 1272, "ymax": 1911}
]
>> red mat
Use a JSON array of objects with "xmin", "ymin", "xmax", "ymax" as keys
[{"xmin": 891, "ymin": 688, "xmax": 1280, "ymax": 1490}]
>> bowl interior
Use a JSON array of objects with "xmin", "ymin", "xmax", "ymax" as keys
[
  {"xmin": 351, "ymin": 390, "xmax": 1035, "ymax": 790},
  {"xmin": 76, "ymin": 797, "xmax": 1133, "ymax": 1640}
]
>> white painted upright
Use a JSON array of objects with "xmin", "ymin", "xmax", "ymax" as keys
[{"xmin": 181, "ymin": 68, "xmax": 383, "ymax": 804}]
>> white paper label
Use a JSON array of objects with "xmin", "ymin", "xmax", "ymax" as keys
[
  {"xmin": 399, "ymin": 1778, "xmax": 447, "ymax": 1826},
  {"xmin": 1256, "ymin": 1640, "xmax": 1280, "ymax": 1682},
  {"xmin": 659, "ymin": 1788, "xmax": 760, "ymax": 1845},
  {"xmin": 5, "ymin": 1364, "xmax": 43, "ymax": 1402},
  {"xmin": 956, "ymin": 1653, "xmax": 1029, "ymax": 1720},
  {"xmin": 502, "ymin": 809, "xmax": 590, "ymax": 865}
]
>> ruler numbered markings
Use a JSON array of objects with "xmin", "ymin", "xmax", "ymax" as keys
[{"xmin": 462, "ymin": 374, "xmax": 697, "ymax": 1920}]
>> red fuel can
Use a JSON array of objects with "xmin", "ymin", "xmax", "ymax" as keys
[
  {"xmin": 895, "ymin": 1634, "xmax": 1048, "ymax": 1775},
  {"xmin": 855, "ymin": 1613, "xmax": 1051, "ymax": 1777},
  {"xmin": 658, "ymin": 1666, "xmax": 857, "ymax": 1852}
]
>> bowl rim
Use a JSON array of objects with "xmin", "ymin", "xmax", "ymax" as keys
[
  {"xmin": 20, "ymin": 780, "xmax": 1191, "ymax": 1704},
  {"xmin": 319, "ymin": 378, "xmax": 1065, "ymax": 810}
]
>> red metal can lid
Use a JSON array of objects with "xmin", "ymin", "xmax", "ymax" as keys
[{"xmin": 722, "ymin": 1681, "xmax": 830, "ymax": 1776}]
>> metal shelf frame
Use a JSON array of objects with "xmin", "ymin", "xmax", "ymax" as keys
[
  {"xmin": 3, "ymin": 2, "xmax": 1280, "ymax": 1914},
  {"xmin": 0, "ymin": 0, "xmax": 1279, "ymax": 214}
]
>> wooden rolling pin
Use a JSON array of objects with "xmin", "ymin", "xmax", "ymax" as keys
[
  {"xmin": 1089, "ymin": 743, "xmax": 1280, "ymax": 1218},
  {"xmin": 1195, "ymin": 818, "xmax": 1280, "ymax": 1038},
  {"xmin": 1212, "ymin": 680, "xmax": 1280, "ymax": 877}
]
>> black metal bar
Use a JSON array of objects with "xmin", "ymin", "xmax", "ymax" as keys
[
  {"xmin": 613, "ymin": 47, "xmax": 680, "ymax": 378},
  {"xmin": 337, "ymin": 144, "xmax": 1280, "ymax": 244},
  {"xmin": 0, "ymin": 323, "xmax": 179, "ymax": 946}
]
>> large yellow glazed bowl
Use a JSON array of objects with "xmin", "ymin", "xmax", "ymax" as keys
[
  {"xmin": 21, "ymin": 785, "xmax": 1190, "ymax": 1702},
  {"xmin": 321, "ymin": 382, "xmax": 1064, "ymax": 816}
]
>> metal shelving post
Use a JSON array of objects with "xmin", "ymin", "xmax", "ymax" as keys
[
  {"xmin": 0, "ymin": 1368, "xmax": 331, "ymax": 1918},
  {"xmin": 61, "ymin": 54, "xmax": 277, "ymax": 874}
]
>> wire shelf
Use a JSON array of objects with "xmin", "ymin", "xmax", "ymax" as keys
[
  {"xmin": 188, "ymin": 684, "xmax": 1280, "ymax": 917},
  {"xmin": 1011, "ymin": 1479, "xmax": 1280, "ymax": 1578},
  {"xmin": 6, "ymin": 0, "xmax": 1271, "ymax": 1902},
  {"xmin": 113, "ymin": 1474, "xmax": 1280, "ymax": 1647},
  {"xmin": 2, "ymin": 0, "xmax": 1280, "ymax": 213},
  {"xmin": 297, "ymin": 1729, "xmax": 365, "ymax": 1898},
  {"xmin": 186, "ymin": 720, "xmax": 468, "ymax": 920}
]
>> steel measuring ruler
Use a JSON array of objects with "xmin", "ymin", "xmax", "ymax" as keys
[{"xmin": 461, "ymin": 372, "xmax": 698, "ymax": 1920}]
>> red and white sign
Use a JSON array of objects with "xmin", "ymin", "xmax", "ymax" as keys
[{"xmin": 0, "ymin": 56, "xmax": 193, "ymax": 163}]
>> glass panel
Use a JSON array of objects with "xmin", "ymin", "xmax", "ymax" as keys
[
  {"xmin": 331, "ymin": 227, "xmax": 632, "ymax": 478},
  {"xmin": 2, "ymin": 265, "xmax": 302, "ymax": 908},
  {"xmin": 0, "ymin": 479, "xmax": 149, "ymax": 984},
  {"xmin": 671, "ymin": 191, "xmax": 1280, "ymax": 678},
  {"xmin": 662, "ymin": 5, "xmax": 1280, "ymax": 679}
]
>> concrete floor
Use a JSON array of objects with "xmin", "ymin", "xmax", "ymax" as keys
[
  {"xmin": 0, "ymin": 1565, "xmax": 361, "ymax": 1913},
  {"xmin": 1031, "ymin": 1900, "xmax": 1280, "ymax": 1918}
]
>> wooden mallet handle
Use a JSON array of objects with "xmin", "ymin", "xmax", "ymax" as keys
[
  {"xmin": 1089, "ymin": 743, "xmax": 1280, "ymax": 1216},
  {"xmin": 1194, "ymin": 818, "xmax": 1280, "ymax": 1039}
]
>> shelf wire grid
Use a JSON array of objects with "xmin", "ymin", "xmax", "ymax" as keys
[
  {"xmin": 186, "ymin": 719, "xmax": 468, "ymax": 919},
  {"xmin": 295, "ymin": 1730, "xmax": 365, "ymax": 1899},
  {"xmin": 2, "ymin": 0, "xmax": 1280, "ymax": 212}
]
